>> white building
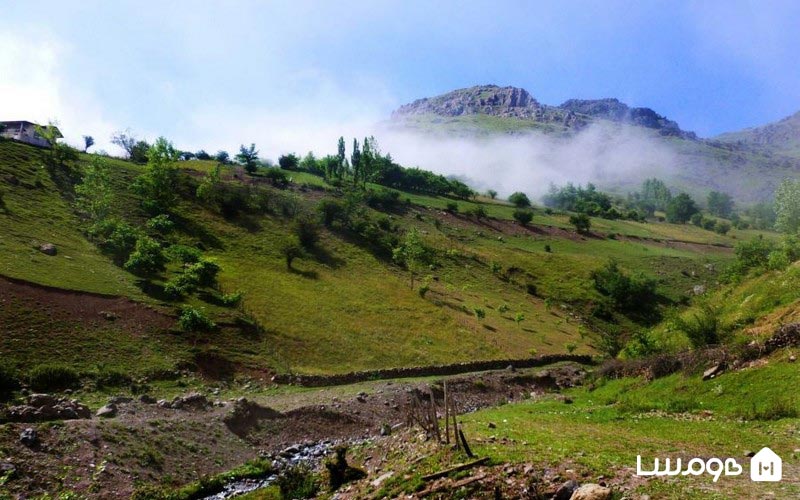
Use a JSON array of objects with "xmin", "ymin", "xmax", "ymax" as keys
[{"xmin": 0, "ymin": 121, "xmax": 62, "ymax": 148}]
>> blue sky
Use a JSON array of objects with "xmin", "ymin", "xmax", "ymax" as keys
[{"xmin": 2, "ymin": 0, "xmax": 800, "ymax": 156}]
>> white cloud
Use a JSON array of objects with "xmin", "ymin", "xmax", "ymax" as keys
[{"xmin": 0, "ymin": 31, "xmax": 118, "ymax": 151}]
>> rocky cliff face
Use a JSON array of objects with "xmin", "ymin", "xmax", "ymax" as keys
[
  {"xmin": 714, "ymin": 110, "xmax": 800, "ymax": 157},
  {"xmin": 392, "ymin": 85, "xmax": 696, "ymax": 139}
]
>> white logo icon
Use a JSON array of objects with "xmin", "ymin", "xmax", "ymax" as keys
[{"xmin": 750, "ymin": 447, "xmax": 782, "ymax": 482}]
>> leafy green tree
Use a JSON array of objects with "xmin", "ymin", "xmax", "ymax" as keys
[
  {"xmin": 133, "ymin": 137, "xmax": 180, "ymax": 215},
  {"xmin": 195, "ymin": 150, "xmax": 211, "ymax": 160},
  {"xmin": 300, "ymin": 151, "xmax": 320, "ymax": 174},
  {"xmin": 36, "ymin": 122, "xmax": 78, "ymax": 169},
  {"xmin": 508, "ymin": 191, "xmax": 531, "ymax": 208},
  {"xmin": 775, "ymin": 179, "xmax": 800, "ymax": 234},
  {"xmin": 111, "ymin": 130, "xmax": 137, "ymax": 158},
  {"xmin": 236, "ymin": 143, "xmax": 259, "ymax": 174},
  {"xmin": 281, "ymin": 237, "xmax": 304, "ymax": 270},
  {"xmin": 734, "ymin": 235, "xmax": 775, "ymax": 272},
  {"xmin": 640, "ymin": 178, "xmax": 672, "ymax": 211},
  {"xmin": 278, "ymin": 153, "xmax": 300, "ymax": 170},
  {"xmin": 569, "ymin": 213, "xmax": 591, "ymax": 233},
  {"xmin": 83, "ymin": 135, "xmax": 94, "ymax": 152},
  {"xmin": 487, "ymin": 189, "xmax": 497, "ymax": 200},
  {"xmin": 351, "ymin": 138, "xmax": 362, "ymax": 186},
  {"xmin": 337, "ymin": 136, "xmax": 346, "ymax": 176},
  {"xmin": 123, "ymin": 235, "xmax": 166, "ymax": 276},
  {"xmin": 393, "ymin": 228, "xmax": 428, "ymax": 289},
  {"xmin": 196, "ymin": 164, "xmax": 222, "ymax": 204},
  {"xmin": 215, "ymin": 150, "xmax": 230, "ymax": 164},
  {"xmin": 75, "ymin": 156, "xmax": 113, "ymax": 222},
  {"xmin": 707, "ymin": 191, "xmax": 734, "ymax": 218},
  {"xmin": 592, "ymin": 260, "xmax": 657, "ymax": 313},
  {"xmin": 665, "ymin": 193, "xmax": 698, "ymax": 223},
  {"xmin": 130, "ymin": 140, "xmax": 150, "ymax": 164}
]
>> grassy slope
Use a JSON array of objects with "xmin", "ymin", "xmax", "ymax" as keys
[
  {"xmin": 0, "ymin": 139, "xmax": 775, "ymax": 376},
  {"xmin": 0, "ymin": 140, "xmax": 144, "ymax": 297},
  {"xmin": 459, "ymin": 358, "xmax": 800, "ymax": 498}
]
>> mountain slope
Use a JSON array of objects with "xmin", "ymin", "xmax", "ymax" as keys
[{"xmin": 388, "ymin": 85, "xmax": 800, "ymax": 204}]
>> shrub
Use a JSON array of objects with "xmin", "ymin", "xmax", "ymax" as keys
[
  {"xmin": 146, "ymin": 214, "xmax": 174, "ymax": 234},
  {"xmin": 187, "ymin": 258, "xmax": 221, "ymax": 287},
  {"xmin": 544, "ymin": 244, "xmax": 552, "ymax": 253},
  {"xmin": 498, "ymin": 304, "xmax": 510, "ymax": 313},
  {"xmin": 418, "ymin": 284, "xmax": 430, "ymax": 298},
  {"xmin": 219, "ymin": 291, "xmax": 243, "ymax": 307},
  {"xmin": 294, "ymin": 218, "xmax": 320, "ymax": 249},
  {"xmin": 690, "ymin": 213, "xmax": 704, "ymax": 227},
  {"xmin": 95, "ymin": 367, "xmax": 131, "ymax": 388},
  {"xmin": 565, "ymin": 342, "xmax": 577, "ymax": 353},
  {"xmin": 317, "ymin": 199, "xmax": 347, "ymax": 227},
  {"xmin": 124, "ymin": 236, "xmax": 166, "ymax": 276},
  {"xmin": 365, "ymin": 189, "xmax": 401, "ymax": 211},
  {"xmin": 508, "ymin": 192, "xmax": 531, "ymax": 208},
  {"xmin": 714, "ymin": 221, "xmax": 731, "ymax": 235},
  {"xmin": 91, "ymin": 218, "xmax": 138, "ymax": 262},
  {"xmin": 592, "ymin": 260, "xmax": 657, "ymax": 313},
  {"xmin": 264, "ymin": 168, "xmax": 289, "ymax": 188},
  {"xmin": 513, "ymin": 209, "xmax": 534, "ymax": 225},
  {"xmin": 569, "ymin": 213, "xmax": 591, "ymax": 233},
  {"xmin": 467, "ymin": 205, "xmax": 487, "ymax": 219},
  {"xmin": 673, "ymin": 304, "xmax": 725, "ymax": 348},
  {"xmin": 526, "ymin": 283, "xmax": 537, "ymax": 296},
  {"xmin": 446, "ymin": 202, "xmax": 459, "ymax": 213},
  {"xmin": 167, "ymin": 244, "xmax": 201, "ymax": 264},
  {"xmin": 474, "ymin": 307, "xmax": 486, "ymax": 319},
  {"xmin": 702, "ymin": 218, "xmax": 716, "ymax": 231},
  {"xmin": 490, "ymin": 261, "xmax": 502, "ymax": 274},
  {"xmin": 178, "ymin": 306, "xmax": 216, "ymax": 332},
  {"xmin": 276, "ymin": 465, "xmax": 318, "ymax": 499},
  {"xmin": 733, "ymin": 236, "xmax": 775, "ymax": 274},
  {"xmin": 28, "ymin": 364, "xmax": 80, "ymax": 392},
  {"xmin": 282, "ymin": 238, "xmax": 304, "ymax": 269}
]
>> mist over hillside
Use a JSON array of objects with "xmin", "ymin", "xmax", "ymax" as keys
[{"xmin": 379, "ymin": 85, "xmax": 800, "ymax": 204}]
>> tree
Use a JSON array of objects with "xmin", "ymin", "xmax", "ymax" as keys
[
  {"xmin": 130, "ymin": 140, "xmax": 150, "ymax": 164},
  {"xmin": 278, "ymin": 153, "xmax": 300, "ymax": 170},
  {"xmin": 707, "ymin": 191, "xmax": 734, "ymax": 218},
  {"xmin": 215, "ymin": 150, "xmax": 230, "ymax": 165},
  {"xmin": 83, "ymin": 135, "xmax": 95, "ymax": 152},
  {"xmin": 569, "ymin": 213, "xmax": 591, "ymax": 233},
  {"xmin": 236, "ymin": 143, "xmax": 259, "ymax": 174},
  {"xmin": 196, "ymin": 164, "xmax": 221, "ymax": 205},
  {"xmin": 775, "ymin": 179, "xmax": 800, "ymax": 234},
  {"xmin": 179, "ymin": 151, "xmax": 195, "ymax": 161},
  {"xmin": 513, "ymin": 209, "xmax": 534, "ymax": 226},
  {"xmin": 300, "ymin": 151, "xmax": 319, "ymax": 174},
  {"xmin": 75, "ymin": 156, "xmax": 113, "ymax": 222},
  {"xmin": 487, "ymin": 189, "xmax": 497, "ymax": 200},
  {"xmin": 195, "ymin": 150, "xmax": 211, "ymax": 160},
  {"xmin": 640, "ymin": 178, "xmax": 672, "ymax": 211},
  {"xmin": 665, "ymin": 193, "xmax": 698, "ymax": 223},
  {"xmin": 111, "ymin": 130, "xmax": 138, "ymax": 159},
  {"xmin": 393, "ymin": 228, "xmax": 428, "ymax": 289},
  {"xmin": 508, "ymin": 192, "xmax": 531, "ymax": 208},
  {"xmin": 35, "ymin": 122, "xmax": 78, "ymax": 169},
  {"xmin": 282, "ymin": 238, "xmax": 304, "ymax": 270},
  {"xmin": 351, "ymin": 138, "xmax": 362, "ymax": 186},
  {"xmin": 337, "ymin": 136, "xmax": 346, "ymax": 177},
  {"xmin": 133, "ymin": 137, "xmax": 180, "ymax": 215}
]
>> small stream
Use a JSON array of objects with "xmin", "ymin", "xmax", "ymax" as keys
[{"xmin": 201, "ymin": 440, "xmax": 337, "ymax": 499}]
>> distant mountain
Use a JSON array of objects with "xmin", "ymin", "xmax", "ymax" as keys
[
  {"xmin": 388, "ymin": 85, "xmax": 800, "ymax": 204},
  {"xmin": 713, "ymin": 110, "xmax": 800, "ymax": 159},
  {"xmin": 391, "ymin": 85, "xmax": 696, "ymax": 139}
]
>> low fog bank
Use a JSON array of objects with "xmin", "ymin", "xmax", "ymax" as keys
[{"xmin": 376, "ymin": 122, "xmax": 681, "ymax": 200}]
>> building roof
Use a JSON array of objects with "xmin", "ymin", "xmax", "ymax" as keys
[{"xmin": 0, "ymin": 120, "xmax": 63, "ymax": 138}]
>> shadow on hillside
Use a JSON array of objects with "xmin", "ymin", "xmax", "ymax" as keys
[
  {"xmin": 307, "ymin": 244, "xmax": 344, "ymax": 269},
  {"xmin": 136, "ymin": 280, "xmax": 176, "ymax": 302},
  {"xmin": 171, "ymin": 213, "xmax": 224, "ymax": 249},
  {"xmin": 289, "ymin": 267, "xmax": 319, "ymax": 279}
]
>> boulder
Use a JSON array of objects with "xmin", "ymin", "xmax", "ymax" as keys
[
  {"xmin": 554, "ymin": 479, "xmax": 579, "ymax": 500},
  {"xmin": 570, "ymin": 483, "xmax": 611, "ymax": 500},
  {"xmin": 19, "ymin": 428, "xmax": 38, "ymax": 447},
  {"xmin": 702, "ymin": 364, "xmax": 723, "ymax": 381},
  {"xmin": 38, "ymin": 243, "xmax": 57, "ymax": 256},
  {"xmin": 6, "ymin": 394, "xmax": 91, "ymax": 422},
  {"xmin": 171, "ymin": 392, "xmax": 209, "ymax": 410},
  {"xmin": 139, "ymin": 394, "xmax": 157, "ymax": 404},
  {"xmin": 96, "ymin": 404, "xmax": 117, "ymax": 418}
]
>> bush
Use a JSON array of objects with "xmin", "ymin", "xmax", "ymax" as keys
[
  {"xmin": 592, "ymin": 260, "xmax": 657, "ymax": 313},
  {"xmin": 28, "ymin": 364, "xmax": 80, "ymax": 392},
  {"xmin": 467, "ymin": 205, "xmax": 487, "ymax": 219},
  {"xmin": 276, "ymin": 465, "xmax": 319, "ymax": 499},
  {"xmin": 91, "ymin": 218, "xmax": 138, "ymax": 262},
  {"xmin": 508, "ymin": 192, "xmax": 531, "ymax": 208},
  {"xmin": 513, "ymin": 209, "xmax": 534, "ymax": 225},
  {"xmin": 544, "ymin": 244, "xmax": 552, "ymax": 253},
  {"xmin": 95, "ymin": 367, "xmax": 131, "ymax": 388},
  {"xmin": 167, "ymin": 244, "xmax": 201, "ymax": 264},
  {"xmin": 317, "ymin": 199, "xmax": 347, "ymax": 227},
  {"xmin": 124, "ymin": 236, "xmax": 166, "ymax": 276},
  {"xmin": 178, "ymin": 306, "xmax": 216, "ymax": 332},
  {"xmin": 446, "ymin": 202, "xmax": 459, "ymax": 213},
  {"xmin": 702, "ymin": 218, "xmax": 716, "ymax": 231},
  {"xmin": 365, "ymin": 189, "xmax": 401, "ymax": 211},
  {"xmin": 187, "ymin": 258, "xmax": 221, "ymax": 287},
  {"xmin": 673, "ymin": 304, "xmax": 725, "ymax": 348},
  {"xmin": 264, "ymin": 168, "xmax": 289, "ymax": 188},
  {"xmin": 690, "ymin": 213, "xmax": 704, "ymax": 227},
  {"xmin": 733, "ymin": 236, "xmax": 775, "ymax": 274},
  {"xmin": 219, "ymin": 291, "xmax": 243, "ymax": 307},
  {"xmin": 282, "ymin": 238, "xmax": 304, "ymax": 269},
  {"xmin": 569, "ymin": 213, "xmax": 591, "ymax": 233},
  {"xmin": 473, "ymin": 307, "xmax": 486, "ymax": 319},
  {"xmin": 714, "ymin": 221, "xmax": 731, "ymax": 235},
  {"xmin": 146, "ymin": 214, "xmax": 174, "ymax": 234}
]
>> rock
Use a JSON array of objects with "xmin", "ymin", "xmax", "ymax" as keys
[
  {"xmin": 96, "ymin": 404, "xmax": 117, "ymax": 418},
  {"xmin": 371, "ymin": 471, "xmax": 394, "ymax": 488},
  {"xmin": 99, "ymin": 311, "xmax": 117, "ymax": 321},
  {"xmin": 488, "ymin": 422, "xmax": 497, "ymax": 429},
  {"xmin": 157, "ymin": 399, "xmax": 171, "ymax": 408},
  {"xmin": 38, "ymin": 243, "xmax": 57, "ymax": 256},
  {"xmin": 790, "ymin": 355, "xmax": 797, "ymax": 363},
  {"xmin": 745, "ymin": 450, "xmax": 755, "ymax": 458},
  {"xmin": 693, "ymin": 285, "xmax": 706, "ymax": 296},
  {"xmin": 703, "ymin": 364, "xmax": 723, "ymax": 381},
  {"xmin": 570, "ymin": 483, "xmax": 611, "ymax": 500},
  {"xmin": 0, "ymin": 462, "xmax": 15, "ymax": 476},
  {"xmin": 6, "ymin": 394, "xmax": 91, "ymax": 422},
  {"xmin": 19, "ymin": 428, "xmax": 38, "ymax": 447},
  {"xmin": 554, "ymin": 479, "xmax": 579, "ymax": 500},
  {"xmin": 380, "ymin": 423, "xmax": 392, "ymax": 436},
  {"xmin": 139, "ymin": 394, "xmax": 157, "ymax": 404},
  {"xmin": 506, "ymin": 364, "xmax": 516, "ymax": 371},
  {"xmin": 170, "ymin": 392, "xmax": 209, "ymax": 410}
]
